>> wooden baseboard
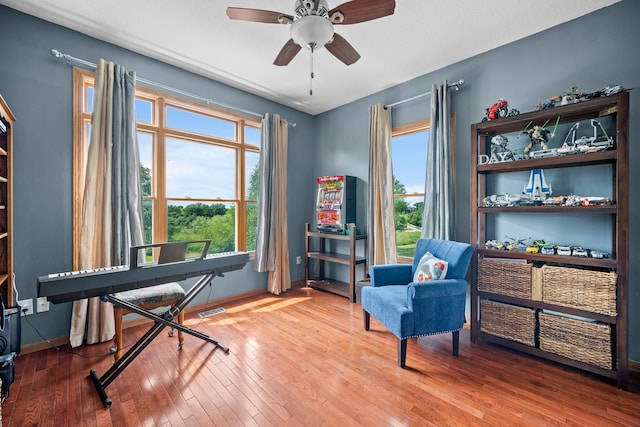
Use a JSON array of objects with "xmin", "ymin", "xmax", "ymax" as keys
[
  {"xmin": 630, "ymin": 360, "xmax": 640, "ymax": 389},
  {"xmin": 19, "ymin": 287, "xmax": 269, "ymax": 355},
  {"xmin": 20, "ymin": 336, "xmax": 70, "ymax": 355}
]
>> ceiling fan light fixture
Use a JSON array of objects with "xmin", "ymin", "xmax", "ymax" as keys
[{"xmin": 290, "ymin": 15, "xmax": 334, "ymax": 50}]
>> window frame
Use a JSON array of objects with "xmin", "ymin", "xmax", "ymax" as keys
[{"xmin": 72, "ymin": 67, "xmax": 260, "ymax": 268}]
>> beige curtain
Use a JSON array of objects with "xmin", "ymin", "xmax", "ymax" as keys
[
  {"xmin": 367, "ymin": 104, "xmax": 397, "ymax": 266},
  {"xmin": 70, "ymin": 59, "xmax": 142, "ymax": 347},
  {"xmin": 254, "ymin": 114, "xmax": 291, "ymax": 294}
]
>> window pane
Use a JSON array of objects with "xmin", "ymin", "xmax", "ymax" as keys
[
  {"xmin": 86, "ymin": 86, "xmax": 94, "ymax": 113},
  {"xmin": 245, "ymin": 151, "xmax": 260, "ymax": 199},
  {"xmin": 245, "ymin": 125, "xmax": 260, "ymax": 146},
  {"xmin": 246, "ymin": 201, "xmax": 258, "ymax": 252},
  {"xmin": 136, "ymin": 99, "xmax": 153, "ymax": 124},
  {"xmin": 138, "ymin": 132, "xmax": 153, "ymax": 196},
  {"xmin": 395, "ymin": 195, "xmax": 423, "ymax": 258},
  {"xmin": 84, "ymin": 122, "xmax": 91, "ymax": 151},
  {"xmin": 166, "ymin": 137, "xmax": 236, "ymax": 199},
  {"xmin": 392, "ymin": 129, "xmax": 429, "ymax": 259},
  {"xmin": 392, "ymin": 131, "xmax": 429, "ymax": 195},
  {"xmin": 167, "ymin": 201, "xmax": 236, "ymax": 253},
  {"xmin": 166, "ymin": 106, "xmax": 236, "ymax": 139},
  {"xmin": 143, "ymin": 199, "xmax": 153, "ymax": 245}
]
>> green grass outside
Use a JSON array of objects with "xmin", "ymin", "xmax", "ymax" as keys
[{"xmin": 396, "ymin": 231, "xmax": 421, "ymax": 258}]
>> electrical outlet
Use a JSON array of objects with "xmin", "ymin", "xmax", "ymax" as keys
[
  {"xmin": 18, "ymin": 298, "xmax": 33, "ymax": 316},
  {"xmin": 36, "ymin": 297, "xmax": 50, "ymax": 313},
  {"xmin": 296, "ymin": 256, "xmax": 301, "ymax": 265}
]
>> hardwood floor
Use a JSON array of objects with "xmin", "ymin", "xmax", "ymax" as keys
[{"xmin": 4, "ymin": 284, "xmax": 639, "ymax": 426}]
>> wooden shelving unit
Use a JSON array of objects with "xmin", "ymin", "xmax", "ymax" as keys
[
  {"xmin": 0, "ymin": 95, "xmax": 15, "ymax": 305},
  {"xmin": 470, "ymin": 92, "xmax": 629, "ymax": 389},
  {"xmin": 305, "ymin": 222, "xmax": 367, "ymax": 302}
]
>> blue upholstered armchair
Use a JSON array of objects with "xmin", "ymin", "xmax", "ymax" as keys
[{"xmin": 361, "ymin": 238, "xmax": 474, "ymax": 367}]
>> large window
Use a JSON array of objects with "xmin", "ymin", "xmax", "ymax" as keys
[
  {"xmin": 72, "ymin": 68, "xmax": 260, "ymax": 267},
  {"xmin": 391, "ymin": 119, "xmax": 429, "ymax": 261}
]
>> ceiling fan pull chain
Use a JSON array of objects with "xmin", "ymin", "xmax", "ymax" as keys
[{"xmin": 309, "ymin": 44, "xmax": 315, "ymax": 96}]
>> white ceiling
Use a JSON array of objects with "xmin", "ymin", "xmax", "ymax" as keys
[{"xmin": 1, "ymin": 0, "xmax": 620, "ymax": 115}]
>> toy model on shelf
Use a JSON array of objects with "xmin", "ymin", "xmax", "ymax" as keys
[
  {"xmin": 482, "ymin": 99, "xmax": 520, "ymax": 121},
  {"xmin": 519, "ymin": 117, "xmax": 560, "ymax": 156},
  {"xmin": 557, "ymin": 119, "xmax": 613, "ymax": 155},
  {"xmin": 522, "ymin": 169, "xmax": 551, "ymax": 203},
  {"xmin": 485, "ymin": 237, "xmax": 611, "ymax": 259},
  {"xmin": 535, "ymin": 84, "xmax": 626, "ymax": 110}
]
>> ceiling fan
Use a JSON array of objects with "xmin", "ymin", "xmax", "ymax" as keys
[{"xmin": 227, "ymin": 0, "xmax": 396, "ymax": 94}]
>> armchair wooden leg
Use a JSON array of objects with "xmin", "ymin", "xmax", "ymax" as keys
[
  {"xmin": 363, "ymin": 310, "xmax": 370, "ymax": 331},
  {"xmin": 398, "ymin": 338, "xmax": 407, "ymax": 368},
  {"xmin": 452, "ymin": 330, "xmax": 460, "ymax": 357}
]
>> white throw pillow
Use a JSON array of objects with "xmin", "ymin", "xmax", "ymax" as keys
[{"xmin": 413, "ymin": 252, "xmax": 449, "ymax": 282}]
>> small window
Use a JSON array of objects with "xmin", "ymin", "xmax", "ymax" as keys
[
  {"xmin": 166, "ymin": 106, "xmax": 236, "ymax": 140},
  {"xmin": 135, "ymin": 99, "xmax": 153, "ymax": 124},
  {"xmin": 392, "ymin": 120, "xmax": 429, "ymax": 261}
]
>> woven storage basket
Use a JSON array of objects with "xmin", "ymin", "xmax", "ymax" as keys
[
  {"xmin": 539, "ymin": 311, "xmax": 612, "ymax": 370},
  {"xmin": 478, "ymin": 259, "xmax": 532, "ymax": 299},
  {"xmin": 480, "ymin": 299, "xmax": 536, "ymax": 346},
  {"xmin": 541, "ymin": 265, "xmax": 617, "ymax": 316}
]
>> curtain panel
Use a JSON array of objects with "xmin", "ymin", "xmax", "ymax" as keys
[
  {"xmin": 70, "ymin": 59, "xmax": 143, "ymax": 348},
  {"xmin": 367, "ymin": 104, "xmax": 397, "ymax": 266},
  {"xmin": 422, "ymin": 81, "xmax": 454, "ymax": 241},
  {"xmin": 254, "ymin": 114, "xmax": 291, "ymax": 295}
]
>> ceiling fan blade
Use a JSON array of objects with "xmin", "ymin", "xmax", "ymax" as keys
[
  {"xmin": 329, "ymin": 0, "xmax": 395, "ymax": 24},
  {"xmin": 226, "ymin": 7, "xmax": 293, "ymax": 24},
  {"xmin": 274, "ymin": 39, "xmax": 302, "ymax": 66},
  {"xmin": 325, "ymin": 33, "xmax": 361, "ymax": 65}
]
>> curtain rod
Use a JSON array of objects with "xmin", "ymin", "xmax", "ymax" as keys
[
  {"xmin": 386, "ymin": 79, "xmax": 465, "ymax": 108},
  {"xmin": 50, "ymin": 49, "xmax": 297, "ymax": 127}
]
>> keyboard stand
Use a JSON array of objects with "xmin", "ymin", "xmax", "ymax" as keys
[{"xmin": 89, "ymin": 271, "xmax": 229, "ymax": 407}]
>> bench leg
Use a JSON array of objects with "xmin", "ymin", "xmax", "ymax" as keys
[
  {"xmin": 177, "ymin": 309, "xmax": 185, "ymax": 350},
  {"xmin": 114, "ymin": 308, "xmax": 124, "ymax": 361}
]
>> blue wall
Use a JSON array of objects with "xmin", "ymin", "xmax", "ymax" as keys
[
  {"xmin": 1, "ymin": 1, "xmax": 638, "ymax": 363},
  {"xmin": 313, "ymin": 0, "xmax": 640, "ymax": 362}
]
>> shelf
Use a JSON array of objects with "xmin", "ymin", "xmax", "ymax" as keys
[
  {"xmin": 477, "ymin": 291, "xmax": 617, "ymax": 324},
  {"xmin": 477, "ymin": 149, "xmax": 616, "ymax": 173},
  {"xmin": 307, "ymin": 251, "xmax": 366, "ymax": 265},
  {"xmin": 305, "ymin": 222, "xmax": 368, "ymax": 303},
  {"xmin": 476, "ymin": 248, "xmax": 617, "ymax": 269},
  {"xmin": 475, "ymin": 332, "xmax": 618, "ymax": 380},
  {"xmin": 473, "ymin": 95, "xmax": 621, "ymax": 134},
  {"xmin": 306, "ymin": 230, "xmax": 367, "ymax": 241},
  {"xmin": 477, "ymin": 205, "xmax": 616, "ymax": 214},
  {"xmin": 306, "ymin": 278, "xmax": 351, "ymax": 299},
  {"xmin": 0, "ymin": 95, "xmax": 12, "ymax": 305}
]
